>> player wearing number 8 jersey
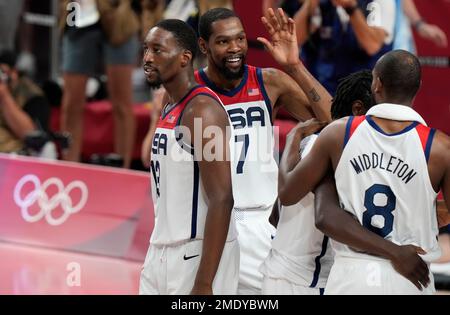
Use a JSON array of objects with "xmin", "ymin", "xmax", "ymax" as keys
[
  {"xmin": 196, "ymin": 8, "xmax": 332, "ymax": 294},
  {"xmin": 278, "ymin": 49, "xmax": 450, "ymax": 294}
]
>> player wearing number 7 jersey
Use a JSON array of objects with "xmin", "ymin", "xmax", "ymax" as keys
[
  {"xmin": 279, "ymin": 49, "xmax": 450, "ymax": 294},
  {"xmin": 195, "ymin": 8, "xmax": 332, "ymax": 294}
]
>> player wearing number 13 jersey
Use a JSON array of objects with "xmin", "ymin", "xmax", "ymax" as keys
[{"xmin": 278, "ymin": 50, "xmax": 450, "ymax": 295}]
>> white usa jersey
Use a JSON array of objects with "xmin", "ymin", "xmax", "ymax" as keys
[
  {"xmin": 150, "ymin": 86, "xmax": 237, "ymax": 245},
  {"xmin": 261, "ymin": 135, "xmax": 333, "ymax": 288},
  {"xmin": 334, "ymin": 114, "xmax": 440, "ymax": 262},
  {"xmin": 195, "ymin": 65, "xmax": 278, "ymax": 210}
]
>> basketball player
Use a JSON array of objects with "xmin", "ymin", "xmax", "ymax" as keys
[
  {"xmin": 139, "ymin": 19, "xmax": 238, "ymax": 295},
  {"xmin": 194, "ymin": 7, "xmax": 332, "ymax": 294},
  {"xmin": 278, "ymin": 49, "xmax": 450, "ymax": 294},
  {"xmin": 261, "ymin": 70, "xmax": 375, "ymax": 295}
]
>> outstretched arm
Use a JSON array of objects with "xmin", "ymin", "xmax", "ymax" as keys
[
  {"xmin": 404, "ymin": 0, "xmax": 447, "ymax": 47},
  {"xmin": 278, "ymin": 118, "xmax": 339, "ymax": 206},
  {"xmin": 314, "ymin": 174, "xmax": 430, "ymax": 290},
  {"xmin": 258, "ymin": 8, "xmax": 332, "ymax": 123},
  {"xmin": 183, "ymin": 96, "xmax": 234, "ymax": 295}
]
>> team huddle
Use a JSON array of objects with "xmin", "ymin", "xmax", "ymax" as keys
[{"xmin": 138, "ymin": 8, "xmax": 450, "ymax": 295}]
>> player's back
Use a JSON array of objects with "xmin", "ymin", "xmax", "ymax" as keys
[{"xmin": 334, "ymin": 114, "xmax": 440, "ymax": 263}]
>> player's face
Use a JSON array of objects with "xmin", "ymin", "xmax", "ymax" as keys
[
  {"xmin": 205, "ymin": 17, "xmax": 248, "ymax": 80},
  {"xmin": 142, "ymin": 27, "xmax": 183, "ymax": 88}
]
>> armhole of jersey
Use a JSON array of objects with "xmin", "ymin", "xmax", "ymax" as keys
[
  {"xmin": 343, "ymin": 115, "xmax": 365, "ymax": 148},
  {"xmin": 416, "ymin": 124, "xmax": 436, "ymax": 163},
  {"xmin": 256, "ymin": 67, "xmax": 273, "ymax": 125}
]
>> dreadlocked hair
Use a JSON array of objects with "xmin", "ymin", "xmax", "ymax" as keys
[{"xmin": 331, "ymin": 70, "xmax": 374, "ymax": 120}]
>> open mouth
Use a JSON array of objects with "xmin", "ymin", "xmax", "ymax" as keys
[
  {"xmin": 225, "ymin": 55, "xmax": 243, "ymax": 69},
  {"xmin": 143, "ymin": 65, "xmax": 157, "ymax": 76}
]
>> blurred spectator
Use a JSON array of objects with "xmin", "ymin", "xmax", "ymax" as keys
[
  {"xmin": 59, "ymin": 0, "xmax": 139, "ymax": 168},
  {"xmin": 293, "ymin": 0, "xmax": 398, "ymax": 95},
  {"xmin": 0, "ymin": 1, "xmax": 24, "ymax": 52},
  {"xmin": 394, "ymin": 0, "xmax": 448, "ymax": 53},
  {"xmin": 0, "ymin": 50, "xmax": 50, "ymax": 154},
  {"xmin": 140, "ymin": 0, "xmax": 165, "ymax": 36},
  {"xmin": 262, "ymin": 0, "xmax": 303, "ymax": 17}
]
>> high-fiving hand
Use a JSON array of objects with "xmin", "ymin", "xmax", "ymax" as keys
[{"xmin": 257, "ymin": 8, "xmax": 301, "ymax": 67}]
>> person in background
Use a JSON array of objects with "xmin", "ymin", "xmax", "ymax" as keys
[
  {"xmin": 293, "ymin": 0, "xmax": 397, "ymax": 95},
  {"xmin": 0, "ymin": 50, "xmax": 50, "ymax": 154},
  {"xmin": 394, "ymin": 0, "xmax": 447, "ymax": 52},
  {"xmin": 59, "ymin": 0, "xmax": 139, "ymax": 168}
]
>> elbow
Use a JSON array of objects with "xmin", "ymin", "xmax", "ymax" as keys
[
  {"xmin": 278, "ymin": 188, "xmax": 297, "ymax": 206},
  {"xmin": 314, "ymin": 211, "xmax": 329, "ymax": 232},
  {"xmin": 212, "ymin": 193, "xmax": 234, "ymax": 212},
  {"xmin": 363, "ymin": 42, "xmax": 383, "ymax": 56}
]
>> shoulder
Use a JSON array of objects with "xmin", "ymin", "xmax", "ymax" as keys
[
  {"xmin": 431, "ymin": 129, "xmax": 450, "ymax": 162},
  {"xmin": 183, "ymin": 94, "xmax": 228, "ymax": 126},
  {"xmin": 261, "ymin": 67, "xmax": 300, "ymax": 92}
]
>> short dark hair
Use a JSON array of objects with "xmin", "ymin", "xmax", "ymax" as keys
[
  {"xmin": 154, "ymin": 19, "xmax": 198, "ymax": 60},
  {"xmin": 331, "ymin": 70, "xmax": 374, "ymax": 119},
  {"xmin": 374, "ymin": 49, "xmax": 422, "ymax": 102},
  {"xmin": 0, "ymin": 50, "xmax": 17, "ymax": 68},
  {"xmin": 198, "ymin": 8, "xmax": 241, "ymax": 41}
]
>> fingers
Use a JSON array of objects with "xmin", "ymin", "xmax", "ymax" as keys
[
  {"xmin": 261, "ymin": 16, "xmax": 276, "ymax": 37},
  {"xmin": 267, "ymin": 8, "xmax": 281, "ymax": 32},
  {"xmin": 278, "ymin": 8, "xmax": 289, "ymax": 31},
  {"xmin": 256, "ymin": 37, "xmax": 274, "ymax": 52},
  {"xmin": 413, "ymin": 246, "xmax": 427, "ymax": 255},
  {"xmin": 288, "ymin": 18, "xmax": 296, "ymax": 35}
]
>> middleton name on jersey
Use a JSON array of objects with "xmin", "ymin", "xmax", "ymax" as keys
[{"xmin": 348, "ymin": 152, "xmax": 417, "ymax": 184}]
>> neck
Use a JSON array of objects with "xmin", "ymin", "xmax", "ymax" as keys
[
  {"xmin": 204, "ymin": 63, "xmax": 244, "ymax": 91},
  {"xmin": 164, "ymin": 71, "xmax": 197, "ymax": 104}
]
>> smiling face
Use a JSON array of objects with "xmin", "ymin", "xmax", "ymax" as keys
[
  {"xmin": 142, "ymin": 27, "xmax": 184, "ymax": 88},
  {"xmin": 201, "ymin": 17, "xmax": 248, "ymax": 80}
]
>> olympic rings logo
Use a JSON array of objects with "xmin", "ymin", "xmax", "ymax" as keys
[{"xmin": 13, "ymin": 175, "xmax": 88, "ymax": 226}]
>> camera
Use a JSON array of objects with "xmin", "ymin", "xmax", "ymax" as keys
[{"xmin": 0, "ymin": 68, "xmax": 10, "ymax": 84}]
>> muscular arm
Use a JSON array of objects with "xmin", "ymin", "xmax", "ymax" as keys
[
  {"xmin": 293, "ymin": 0, "xmax": 320, "ymax": 46},
  {"xmin": 278, "ymin": 119, "xmax": 342, "ymax": 206},
  {"xmin": 141, "ymin": 89, "xmax": 167, "ymax": 167},
  {"xmin": 314, "ymin": 174, "xmax": 430, "ymax": 290},
  {"xmin": 263, "ymin": 68, "xmax": 314, "ymax": 121},
  {"xmin": 183, "ymin": 96, "xmax": 234, "ymax": 295},
  {"xmin": 346, "ymin": 4, "xmax": 387, "ymax": 56}
]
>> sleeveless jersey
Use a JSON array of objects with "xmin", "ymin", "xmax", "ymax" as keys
[
  {"xmin": 150, "ymin": 85, "xmax": 236, "ymax": 245},
  {"xmin": 262, "ymin": 135, "xmax": 333, "ymax": 288},
  {"xmin": 334, "ymin": 114, "xmax": 440, "ymax": 262},
  {"xmin": 195, "ymin": 65, "xmax": 278, "ymax": 210}
]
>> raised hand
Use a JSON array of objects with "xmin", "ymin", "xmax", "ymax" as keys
[{"xmin": 257, "ymin": 8, "xmax": 301, "ymax": 67}]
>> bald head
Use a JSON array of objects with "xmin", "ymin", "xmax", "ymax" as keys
[{"xmin": 372, "ymin": 50, "xmax": 422, "ymax": 105}]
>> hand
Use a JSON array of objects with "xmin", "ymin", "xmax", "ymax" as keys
[
  {"xmin": 258, "ymin": 8, "xmax": 301, "ymax": 67},
  {"xmin": 190, "ymin": 283, "xmax": 213, "ymax": 295},
  {"xmin": 390, "ymin": 244, "xmax": 430, "ymax": 291},
  {"xmin": 417, "ymin": 23, "xmax": 448, "ymax": 48},
  {"xmin": 287, "ymin": 118, "xmax": 327, "ymax": 140}
]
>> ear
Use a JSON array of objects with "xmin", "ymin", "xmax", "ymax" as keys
[
  {"xmin": 180, "ymin": 50, "xmax": 193, "ymax": 68},
  {"xmin": 198, "ymin": 37, "xmax": 208, "ymax": 55},
  {"xmin": 351, "ymin": 100, "xmax": 365, "ymax": 116},
  {"xmin": 374, "ymin": 77, "xmax": 383, "ymax": 94}
]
